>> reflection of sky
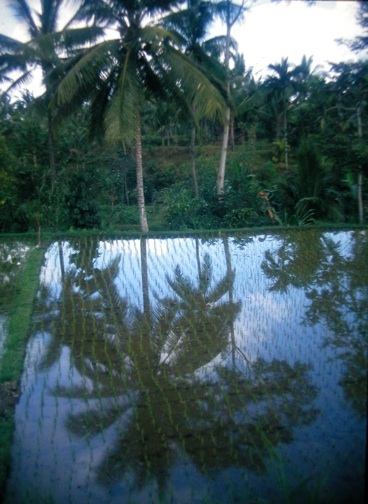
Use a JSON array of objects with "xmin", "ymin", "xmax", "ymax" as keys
[
  {"xmin": 39, "ymin": 241, "xmax": 77, "ymax": 299},
  {"xmin": 37, "ymin": 231, "xmax": 361, "ymax": 373},
  {"xmin": 8, "ymin": 230, "xmax": 365, "ymax": 503}
]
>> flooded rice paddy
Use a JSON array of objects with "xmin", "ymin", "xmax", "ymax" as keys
[{"xmin": 2, "ymin": 230, "xmax": 368, "ymax": 503}]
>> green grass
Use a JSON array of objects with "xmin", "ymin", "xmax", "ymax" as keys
[{"xmin": 0, "ymin": 244, "xmax": 46, "ymax": 496}]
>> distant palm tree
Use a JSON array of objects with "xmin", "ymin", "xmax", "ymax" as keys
[
  {"xmin": 330, "ymin": 61, "xmax": 368, "ymax": 224},
  {"xmin": 53, "ymin": 0, "xmax": 227, "ymax": 232},
  {"xmin": 265, "ymin": 57, "xmax": 297, "ymax": 168}
]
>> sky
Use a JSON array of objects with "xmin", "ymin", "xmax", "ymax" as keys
[
  {"xmin": 0, "ymin": 0, "xmax": 362, "ymax": 97},
  {"xmin": 233, "ymin": 0, "xmax": 361, "ymax": 78}
]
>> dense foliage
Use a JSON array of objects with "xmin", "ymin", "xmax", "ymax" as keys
[{"xmin": 0, "ymin": 0, "xmax": 367, "ymax": 233}]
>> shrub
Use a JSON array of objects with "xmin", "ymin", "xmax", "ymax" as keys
[{"xmin": 65, "ymin": 172, "xmax": 100, "ymax": 229}]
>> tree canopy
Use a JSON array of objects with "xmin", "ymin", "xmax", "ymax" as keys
[{"xmin": 0, "ymin": 0, "xmax": 366, "ymax": 233}]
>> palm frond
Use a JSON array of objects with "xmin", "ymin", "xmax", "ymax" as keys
[
  {"xmin": 156, "ymin": 44, "xmax": 227, "ymax": 122},
  {"xmin": 70, "ymin": 0, "xmax": 115, "ymax": 26},
  {"xmin": 166, "ymin": 265, "xmax": 196, "ymax": 301},
  {"xmin": 208, "ymin": 269, "xmax": 235, "ymax": 304},
  {"xmin": 214, "ymin": 0, "xmax": 247, "ymax": 26},
  {"xmin": 60, "ymin": 25, "xmax": 106, "ymax": 53},
  {"xmin": 198, "ymin": 253, "xmax": 212, "ymax": 293},
  {"xmin": 104, "ymin": 50, "xmax": 141, "ymax": 146},
  {"xmin": 139, "ymin": 25, "xmax": 183, "ymax": 50},
  {"xmin": 8, "ymin": 0, "xmax": 39, "ymax": 38},
  {"xmin": 54, "ymin": 38, "xmax": 118, "ymax": 107},
  {"xmin": 0, "ymin": 34, "xmax": 24, "ymax": 53},
  {"xmin": 1, "ymin": 69, "xmax": 34, "ymax": 92},
  {"xmin": 0, "ymin": 51, "xmax": 28, "ymax": 74},
  {"xmin": 203, "ymin": 34, "xmax": 237, "ymax": 57},
  {"xmin": 295, "ymin": 199, "xmax": 316, "ymax": 227}
]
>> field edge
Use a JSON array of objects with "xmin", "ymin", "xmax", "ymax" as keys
[{"xmin": 0, "ymin": 245, "xmax": 46, "ymax": 500}]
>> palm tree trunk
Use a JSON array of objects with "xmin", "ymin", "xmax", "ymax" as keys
[
  {"xmin": 230, "ymin": 116, "xmax": 235, "ymax": 149},
  {"xmin": 58, "ymin": 241, "xmax": 65, "ymax": 280},
  {"xmin": 135, "ymin": 116, "xmax": 149, "ymax": 233},
  {"xmin": 217, "ymin": 105, "xmax": 230, "ymax": 196},
  {"xmin": 195, "ymin": 238, "xmax": 202, "ymax": 279},
  {"xmin": 358, "ymin": 172, "xmax": 363, "ymax": 224},
  {"xmin": 190, "ymin": 125, "xmax": 199, "ymax": 198},
  {"xmin": 217, "ymin": 13, "xmax": 231, "ymax": 196}
]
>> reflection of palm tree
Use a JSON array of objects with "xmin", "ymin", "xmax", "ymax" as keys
[
  {"xmin": 304, "ymin": 232, "xmax": 368, "ymax": 419},
  {"xmin": 161, "ymin": 252, "xmax": 241, "ymax": 373},
  {"xmin": 52, "ymin": 239, "xmax": 318, "ymax": 501},
  {"xmin": 223, "ymin": 236, "xmax": 238, "ymax": 367},
  {"xmin": 262, "ymin": 229, "xmax": 368, "ymax": 419},
  {"xmin": 37, "ymin": 238, "xmax": 127, "ymax": 389},
  {"xmin": 67, "ymin": 335, "xmax": 318, "ymax": 495},
  {"xmin": 261, "ymin": 230, "xmax": 328, "ymax": 293},
  {"xmin": 33, "ymin": 237, "xmax": 320, "ymax": 501}
]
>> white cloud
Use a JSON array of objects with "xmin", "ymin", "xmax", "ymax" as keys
[{"xmin": 232, "ymin": 0, "xmax": 360, "ymax": 78}]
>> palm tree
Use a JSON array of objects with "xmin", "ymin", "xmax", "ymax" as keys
[
  {"xmin": 0, "ymin": 0, "xmax": 102, "ymax": 189},
  {"xmin": 164, "ymin": 0, "xmax": 226, "ymax": 198},
  {"xmin": 52, "ymin": 0, "xmax": 227, "ymax": 232},
  {"xmin": 292, "ymin": 55, "xmax": 322, "ymax": 104},
  {"xmin": 264, "ymin": 57, "xmax": 297, "ymax": 169},
  {"xmin": 215, "ymin": 0, "xmax": 247, "ymax": 195}
]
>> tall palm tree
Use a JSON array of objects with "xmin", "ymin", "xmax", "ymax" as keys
[
  {"xmin": 215, "ymin": 0, "xmax": 247, "ymax": 195},
  {"xmin": 0, "ymin": 0, "xmax": 103, "ymax": 189},
  {"xmin": 53, "ymin": 0, "xmax": 227, "ymax": 232}
]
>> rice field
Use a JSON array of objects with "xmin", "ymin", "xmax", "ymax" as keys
[{"xmin": 1, "ymin": 229, "xmax": 367, "ymax": 503}]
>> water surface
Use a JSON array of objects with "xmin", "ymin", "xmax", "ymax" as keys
[{"xmin": 4, "ymin": 230, "xmax": 367, "ymax": 503}]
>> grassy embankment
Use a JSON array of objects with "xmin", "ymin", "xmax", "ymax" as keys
[{"xmin": 0, "ymin": 243, "xmax": 46, "ymax": 498}]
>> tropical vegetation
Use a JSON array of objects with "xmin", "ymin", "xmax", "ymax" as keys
[{"xmin": 0, "ymin": 0, "xmax": 367, "ymax": 234}]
